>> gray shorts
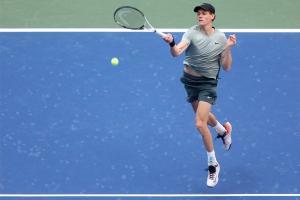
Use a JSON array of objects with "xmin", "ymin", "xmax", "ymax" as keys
[{"xmin": 180, "ymin": 72, "xmax": 218, "ymax": 105}]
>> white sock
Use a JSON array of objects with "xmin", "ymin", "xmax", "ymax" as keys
[
  {"xmin": 213, "ymin": 121, "xmax": 226, "ymax": 135},
  {"xmin": 207, "ymin": 150, "xmax": 218, "ymax": 165}
]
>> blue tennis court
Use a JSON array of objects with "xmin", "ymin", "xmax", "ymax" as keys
[{"xmin": 0, "ymin": 32, "xmax": 299, "ymax": 199}]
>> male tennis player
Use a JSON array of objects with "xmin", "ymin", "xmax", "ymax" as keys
[{"xmin": 163, "ymin": 3, "xmax": 237, "ymax": 187}]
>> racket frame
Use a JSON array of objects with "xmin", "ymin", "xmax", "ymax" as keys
[{"xmin": 113, "ymin": 6, "xmax": 166, "ymax": 37}]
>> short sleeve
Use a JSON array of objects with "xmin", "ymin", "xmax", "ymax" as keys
[
  {"xmin": 181, "ymin": 29, "xmax": 192, "ymax": 45},
  {"xmin": 221, "ymin": 33, "xmax": 227, "ymax": 44},
  {"xmin": 220, "ymin": 33, "xmax": 227, "ymax": 51}
]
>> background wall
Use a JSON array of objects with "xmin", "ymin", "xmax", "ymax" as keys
[{"xmin": 0, "ymin": 0, "xmax": 300, "ymax": 28}]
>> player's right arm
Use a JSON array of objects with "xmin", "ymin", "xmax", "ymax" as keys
[{"xmin": 163, "ymin": 34, "xmax": 189, "ymax": 57}]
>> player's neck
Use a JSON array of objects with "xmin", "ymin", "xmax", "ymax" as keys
[{"xmin": 200, "ymin": 25, "xmax": 215, "ymax": 36}]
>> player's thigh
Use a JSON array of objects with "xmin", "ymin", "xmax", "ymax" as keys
[{"xmin": 196, "ymin": 101, "xmax": 212, "ymax": 123}]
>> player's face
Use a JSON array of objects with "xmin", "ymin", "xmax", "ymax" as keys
[{"xmin": 196, "ymin": 10, "xmax": 215, "ymax": 26}]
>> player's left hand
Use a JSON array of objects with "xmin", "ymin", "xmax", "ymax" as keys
[{"xmin": 226, "ymin": 34, "xmax": 237, "ymax": 47}]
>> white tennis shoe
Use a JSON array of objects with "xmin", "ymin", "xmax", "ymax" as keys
[
  {"xmin": 207, "ymin": 163, "xmax": 220, "ymax": 187},
  {"xmin": 217, "ymin": 122, "xmax": 232, "ymax": 150}
]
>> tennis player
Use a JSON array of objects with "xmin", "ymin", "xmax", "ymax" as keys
[{"xmin": 163, "ymin": 3, "xmax": 237, "ymax": 187}]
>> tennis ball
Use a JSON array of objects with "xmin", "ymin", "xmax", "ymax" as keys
[{"xmin": 111, "ymin": 57, "xmax": 119, "ymax": 66}]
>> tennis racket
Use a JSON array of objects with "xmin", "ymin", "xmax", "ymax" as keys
[{"xmin": 113, "ymin": 6, "xmax": 167, "ymax": 37}]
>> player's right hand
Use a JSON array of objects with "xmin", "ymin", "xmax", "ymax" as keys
[{"xmin": 163, "ymin": 33, "xmax": 174, "ymax": 44}]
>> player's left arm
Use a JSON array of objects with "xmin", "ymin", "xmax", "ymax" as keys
[{"xmin": 221, "ymin": 34, "xmax": 237, "ymax": 71}]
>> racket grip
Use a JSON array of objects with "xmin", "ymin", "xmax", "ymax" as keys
[{"xmin": 154, "ymin": 30, "xmax": 167, "ymax": 37}]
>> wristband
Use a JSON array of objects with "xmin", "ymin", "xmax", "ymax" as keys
[{"xmin": 169, "ymin": 39, "xmax": 175, "ymax": 47}]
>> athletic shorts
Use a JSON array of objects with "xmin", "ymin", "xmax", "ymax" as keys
[{"xmin": 180, "ymin": 72, "xmax": 218, "ymax": 105}]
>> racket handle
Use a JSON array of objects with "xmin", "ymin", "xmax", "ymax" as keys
[{"xmin": 154, "ymin": 30, "xmax": 167, "ymax": 37}]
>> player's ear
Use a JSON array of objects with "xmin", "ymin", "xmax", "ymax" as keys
[{"xmin": 212, "ymin": 14, "xmax": 216, "ymax": 21}]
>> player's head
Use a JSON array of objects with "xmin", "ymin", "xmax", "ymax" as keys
[{"xmin": 193, "ymin": 3, "xmax": 216, "ymax": 22}]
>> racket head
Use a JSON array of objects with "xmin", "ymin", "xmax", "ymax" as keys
[{"xmin": 113, "ymin": 6, "xmax": 146, "ymax": 30}]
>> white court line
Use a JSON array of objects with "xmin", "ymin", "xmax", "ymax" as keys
[
  {"xmin": 0, "ymin": 194, "xmax": 300, "ymax": 198},
  {"xmin": 0, "ymin": 28, "xmax": 300, "ymax": 32}
]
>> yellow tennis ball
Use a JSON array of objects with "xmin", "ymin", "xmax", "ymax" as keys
[{"xmin": 111, "ymin": 57, "xmax": 119, "ymax": 66}]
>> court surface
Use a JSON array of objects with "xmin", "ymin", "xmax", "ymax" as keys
[{"xmin": 0, "ymin": 32, "xmax": 300, "ymax": 199}]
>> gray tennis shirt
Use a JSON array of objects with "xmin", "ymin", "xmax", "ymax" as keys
[{"xmin": 182, "ymin": 25, "xmax": 227, "ymax": 79}]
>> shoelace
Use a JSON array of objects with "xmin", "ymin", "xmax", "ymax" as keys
[
  {"xmin": 209, "ymin": 172, "xmax": 216, "ymax": 180},
  {"xmin": 208, "ymin": 165, "xmax": 217, "ymax": 180}
]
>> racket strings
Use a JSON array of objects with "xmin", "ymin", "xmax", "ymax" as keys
[{"xmin": 114, "ymin": 7, "xmax": 146, "ymax": 29}]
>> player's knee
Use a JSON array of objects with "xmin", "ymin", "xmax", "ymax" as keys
[{"xmin": 195, "ymin": 120, "xmax": 206, "ymax": 131}]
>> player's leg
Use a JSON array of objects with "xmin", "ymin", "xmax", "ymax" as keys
[
  {"xmin": 195, "ymin": 101, "xmax": 220, "ymax": 187},
  {"xmin": 193, "ymin": 102, "xmax": 217, "ymax": 126},
  {"xmin": 192, "ymin": 102, "xmax": 226, "ymax": 131},
  {"xmin": 208, "ymin": 113, "xmax": 232, "ymax": 150},
  {"xmin": 193, "ymin": 103, "xmax": 232, "ymax": 151},
  {"xmin": 195, "ymin": 101, "xmax": 214, "ymax": 152}
]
